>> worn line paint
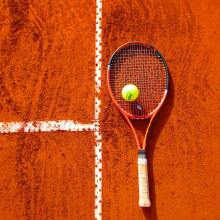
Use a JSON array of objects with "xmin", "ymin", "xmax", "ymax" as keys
[
  {"xmin": 94, "ymin": 0, "xmax": 102, "ymax": 219},
  {"xmin": 95, "ymin": 0, "xmax": 102, "ymax": 94},
  {"xmin": 94, "ymin": 97, "xmax": 102, "ymax": 220},
  {"xmin": 0, "ymin": 120, "xmax": 95, "ymax": 133}
]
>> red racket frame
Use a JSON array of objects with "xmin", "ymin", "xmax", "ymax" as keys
[{"xmin": 107, "ymin": 42, "xmax": 169, "ymax": 150}]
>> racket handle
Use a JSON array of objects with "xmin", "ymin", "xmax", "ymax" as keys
[{"xmin": 138, "ymin": 150, "xmax": 151, "ymax": 207}]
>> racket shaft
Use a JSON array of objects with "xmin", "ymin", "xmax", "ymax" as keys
[{"xmin": 138, "ymin": 151, "xmax": 151, "ymax": 207}]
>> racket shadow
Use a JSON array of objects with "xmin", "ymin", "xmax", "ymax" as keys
[{"xmin": 132, "ymin": 75, "xmax": 174, "ymax": 219}]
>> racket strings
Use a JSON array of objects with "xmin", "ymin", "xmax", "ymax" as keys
[{"xmin": 109, "ymin": 43, "xmax": 167, "ymax": 118}]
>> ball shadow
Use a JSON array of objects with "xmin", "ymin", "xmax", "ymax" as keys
[{"xmin": 131, "ymin": 75, "xmax": 174, "ymax": 220}]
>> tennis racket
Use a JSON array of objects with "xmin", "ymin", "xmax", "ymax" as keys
[{"xmin": 107, "ymin": 42, "xmax": 169, "ymax": 207}]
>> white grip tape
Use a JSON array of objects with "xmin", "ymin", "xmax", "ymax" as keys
[{"xmin": 138, "ymin": 157, "xmax": 151, "ymax": 207}]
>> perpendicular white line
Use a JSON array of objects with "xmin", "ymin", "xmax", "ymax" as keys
[
  {"xmin": 94, "ymin": 0, "xmax": 102, "ymax": 219},
  {"xmin": 0, "ymin": 120, "xmax": 95, "ymax": 133}
]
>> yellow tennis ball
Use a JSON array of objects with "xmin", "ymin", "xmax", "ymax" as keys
[{"xmin": 122, "ymin": 84, "xmax": 139, "ymax": 101}]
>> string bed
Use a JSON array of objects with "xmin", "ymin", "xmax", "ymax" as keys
[{"xmin": 109, "ymin": 43, "xmax": 167, "ymax": 118}]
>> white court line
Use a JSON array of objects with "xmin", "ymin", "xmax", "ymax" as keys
[
  {"xmin": 94, "ymin": 98, "xmax": 102, "ymax": 220},
  {"xmin": 94, "ymin": 0, "xmax": 102, "ymax": 219},
  {"xmin": 0, "ymin": 120, "xmax": 95, "ymax": 133}
]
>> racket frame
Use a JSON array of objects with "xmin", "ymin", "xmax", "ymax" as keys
[
  {"xmin": 107, "ymin": 42, "xmax": 169, "ymax": 120},
  {"xmin": 107, "ymin": 42, "xmax": 169, "ymax": 150},
  {"xmin": 107, "ymin": 42, "xmax": 169, "ymax": 207}
]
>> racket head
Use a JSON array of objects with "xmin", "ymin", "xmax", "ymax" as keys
[{"xmin": 107, "ymin": 42, "xmax": 169, "ymax": 119}]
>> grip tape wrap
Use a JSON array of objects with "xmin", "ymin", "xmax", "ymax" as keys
[{"xmin": 138, "ymin": 150, "xmax": 151, "ymax": 207}]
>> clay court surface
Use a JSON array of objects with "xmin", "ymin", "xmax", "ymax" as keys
[{"xmin": 0, "ymin": 0, "xmax": 220, "ymax": 219}]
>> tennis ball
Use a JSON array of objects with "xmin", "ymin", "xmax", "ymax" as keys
[{"xmin": 122, "ymin": 84, "xmax": 139, "ymax": 101}]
